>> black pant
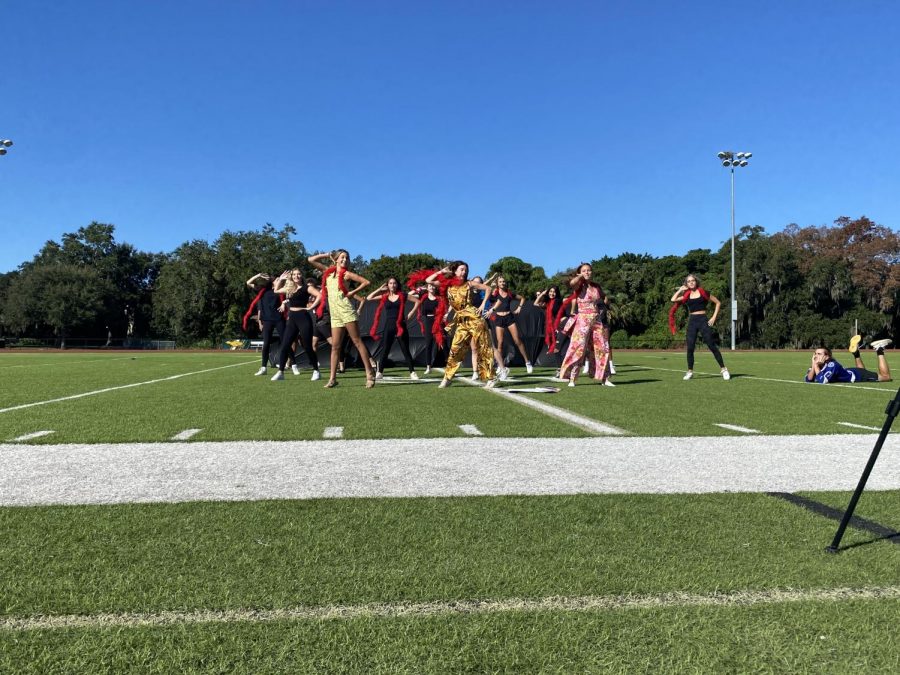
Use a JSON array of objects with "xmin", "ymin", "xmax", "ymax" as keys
[
  {"xmin": 421, "ymin": 316, "xmax": 439, "ymax": 367},
  {"xmin": 260, "ymin": 319, "xmax": 285, "ymax": 367},
  {"xmin": 377, "ymin": 328, "xmax": 414, "ymax": 373},
  {"xmin": 686, "ymin": 314, "xmax": 724, "ymax": 369},
  {"xmin": 278, "ymin": 311, "xmax": 317, "ymax": 371}
]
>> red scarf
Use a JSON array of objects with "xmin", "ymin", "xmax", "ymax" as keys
[
  {"xmin": 369, "ymin": 292, "xmax": 406, "ymax": 339},
  {"xmin": 242, "ymin": 287, "xmax": 267, "ymax": 331},
  {"xmin": 668, "ymin": 287, "xmax": 710, "ymax": 334},
  {"xmin": 316, "ymin": 267, "xmax": 349, "ymax": 319},
  {"xmin": 406, "ymin": 269, "xmax": 461, "ymax": 349},
  {"xmin": 414, "ymin": 292, "xmax": 438, "ymax": 336},
  {"xmin": 544, "ymin": 297, "xmax": 561, "ymax": 351}
]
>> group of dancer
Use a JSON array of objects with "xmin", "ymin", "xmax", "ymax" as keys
[{"xmin": 242, "ymin": 250, "xmax": 757, "ymax": 389}]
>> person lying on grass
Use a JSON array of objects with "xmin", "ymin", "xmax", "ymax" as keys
[{"xmin": 805, "ymin": 336, "xmax": 893, "ymax": 384}]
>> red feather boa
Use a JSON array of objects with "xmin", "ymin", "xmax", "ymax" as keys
[
  {"xmin": 369, "ymin": 292, "xmax": 406, "ymax": 339},
  {"xmin": 668, "ymin": 287, "xmax": 710, "ymax": 334}
]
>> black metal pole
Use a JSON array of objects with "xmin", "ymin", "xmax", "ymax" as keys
[{"xmin": 826, "ymin": 385, "xmax": 900, "ymax": 553}]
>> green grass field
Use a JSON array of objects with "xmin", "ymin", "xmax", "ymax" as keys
[{"xmin": 1, "ymin": 349, "xmax": 899, "ymax": 672}]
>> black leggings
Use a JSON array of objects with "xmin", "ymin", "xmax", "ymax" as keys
[
  {"xmin": 421, "ymin": 316, "xmax": 438, "ymax": 367},
  {"xmin": 686, "ymin": 314, "xmax": 724, "ymax": 369},
  {"xmin": 278, "ymin": 311, "xmax": 317, "ymax": 371},
  {"xmin": 377, "ymin": 328, "xmax": 414, "ymax": 373},
  {"xmin": 261, "ymin": 319, "xmax": 285, "ymax": 367}
]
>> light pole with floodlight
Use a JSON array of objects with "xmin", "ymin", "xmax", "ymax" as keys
[
  {"xmin": 716, "ymin": 150, "xmax": 751, "ymax": 351},
  {"xmin": 0, "ymin": 139, "xmax": 12, "ymax": 156}
]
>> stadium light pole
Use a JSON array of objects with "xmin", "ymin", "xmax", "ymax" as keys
[
  {"xmin": 0, "ymin": 139, "xmax": 12, "ymax": 156},
  {"xmin": 716, "ymin": 150, "xmax": 751, "ymax": 351}
]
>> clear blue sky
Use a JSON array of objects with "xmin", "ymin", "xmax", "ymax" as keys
[{"xmin": 2, "ymin": 1, "xmax": 898, "ymax": 277}]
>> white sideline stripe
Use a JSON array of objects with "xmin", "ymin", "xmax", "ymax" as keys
[
  {"xmin": 0, "ymin": 356, "xmax": 136, "ymax": 370},
  {"xmin": 714, "ymin": 423, "xmax": 760, "ymax": 434},
  {"xmin": 837, "ymin": 422, "xmax": 881, "ymax": 432},
  {"xmin": 9, "ymin": 430, "xmax": 54, "ymax": 442},
  {"xmin": 459, "ymin": 424, "xmax": 483, "ymax": 436},
  {"xmin": 4, "ymin": 586, "xmax": 899, "ymax": 631},
  {"xmin": 9, "ymin": 434, "xmax": 899, "ymax": 505},
  {"xmin": 0, "ymin": 360, "xmax": 257, "ymax": 415},
  {"xmin": 323, "ymin": 427, "xmax": 344, "ymax": 439},
  {"xmin": 634, "ymin": 365, "xmax": 892, "ymax": 393},
  {"xmin": 171, "ymin": 429, "xmax": 202, "ymax": 441}
]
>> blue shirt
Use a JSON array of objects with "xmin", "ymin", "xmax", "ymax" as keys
[{"xmin": 808, "ymin": 359, "xmax": 855, "ymax": 384}]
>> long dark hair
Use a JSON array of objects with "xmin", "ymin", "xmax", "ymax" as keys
[{"xmin": 447, "ymin": 260, "xmax": 468, "ymax": 282}]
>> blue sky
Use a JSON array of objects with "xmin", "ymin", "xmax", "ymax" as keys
[{"xmin": 2, "ymin": 1, "xmax": 898, "ymax": 277}]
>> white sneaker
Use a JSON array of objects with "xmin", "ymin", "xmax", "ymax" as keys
[
  {"xmin": 375, "ymin": 372, "xmax": 383, "ymax": 381},
  {"xmin": 871, "ymin": 339, "xmax": 893, "ymax": 351},
  {"xmin": 254, "ymin": 367, "xmax": 267, "ymax": 376},
  {"xmin": 311, "ymin": 370, "xmax": 321, "ymax": 381},
  {"xmin": 484, "ymin": 378, "xmax": 498, "ymax": 389},
  {"xmin": 582, "ymin": 362, "xmax": 589, "ymax": 374},
  {"xmin": 568, "ymin": 379, "xmax": 576, "ymax": 387},
  {"xmin": 424, "ymin": 366, "xmax": 432, "ymax": 375},
  {"xmin": 609, "ymin": 361, "xmax": 617, "ymax": 375},
  {"xmin": 683, "ymin": 371, "xmax": 693, "ymax": 380},
  {"xmin": 410, "ymin": 371, "xmax": 419, "ymax": 380},
  {"xmin": 526, "ymin": 362, "xmax": 533, "ymax": 374},
  {"xmin": 602, "ymin": 379, "xmax": 616, "ymax": 387},
  {"xmin": 721, "ymin": 368, "xmax": 731, "ymax": 381},
  {"xmin": 554, "ymin": 369, "xmax": 560, "ymax": 379},
  {"xmin": 499, "ymin": 367, "xmax": 510, "ymax": 381},
  {"xmin": 270, "ymin": 371, "xmax": 284, "ymax": 381},
  {"xmin": 291, "ymin": 364, "xmax": 301, "ymax": 376},
  {"xmin": 471, "ymin": 372, "xmax": 479, "ymax": 381},
  {"xmin": 438, "ymin": 379, "xmax": 450, "ymax": 388}
]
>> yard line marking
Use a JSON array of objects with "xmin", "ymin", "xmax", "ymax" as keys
[
  {"xmin": 4, "ymin": 586, "xmax": 900, "ymax": 632},
  {"xmin": 0, "ymin": 356, "xmax": 136, "ymax": 370},
  {"xmin": 483, "ymin": 386, "xmax": 626, "ymax": 436},
  {"xmin": 9, "ymin": 430, "xmax": 54, "ymax": 442},
  {"xmin": 0, "ymin": 360, "xmax": 257, "ymax": 415},
  {"xmin": 837, "ymin": 422, "xmax": 882, "ymax": 431},
  {"xmin": 323, "ymin": 427, "xmax": 344, "ymax": 439},
  {"xmin": 171, "ymin": 429, "xmax": 202, "ymax": 441},
  {"xmin": 458, "ymin": 424, "xmax": 483, "ymax": 436},
  {"xmin": 714, "ymin": 423, "xmax": 760, "ymax": 434}
]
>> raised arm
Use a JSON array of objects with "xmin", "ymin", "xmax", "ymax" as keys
[
  {"xmin": 425, "ymin": 267, "xmax": 451, "ymax": 285},
  {"xmin": 534, "ymin": 289, "xmax": 548, "ymax": 308},
  {"xmin": 366, "ymin": 283, "xmax": 388, "ymax": 301},
  {"xmin": 307, "ymin": 253, "xmax": 332, "ymax": 273},
  {"xmin": 670, "ymin": 285, "xmax": 687, "ymax": 303},
  {"xmin": 245, "ymin": 272, "xmax": 268, "ymax": 289},
  {"xmin": 407, "ymin": 295, "xmax": 423, "ymax": 320}
]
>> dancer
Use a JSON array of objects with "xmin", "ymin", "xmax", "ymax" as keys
[
  {"xmin": 535, "ymin": 285, "xmax": 565, "ymax": 377},
  {"xmin": 669, "ymin": 274, "xmax": 730, "ymax": 381},
  {"xmin": 806, "ymin": 337, "xmax": 893, "ymax": 383},
  {"xmin": 468, "ymin": 274, "xmax": 496, "ymax": 380},
  {"xmin": 558, "ymin": 263, "xmax": 614, "ymax": 387},
  {"xmin": 425, "ymin": 262, "xmax": 497, "ymax": 388},
  {"xmin": 244, "ymin": 273, "xmax": 285, "ymax": 377},
  {"xmin": 308, "ymin": 249, "xmax": 376, "ymax": 388},
  {"xmin": 270, "ymin": 269, "xmax": 321, "ymax": 381},
  {"xmin": 368, "ymin": 277, "xmax": 418, "ymax": 380},
  {"xmin": 408, "ymin": 281, "xmax": 442, "ymax": 375},
  {"xmin": 486, "ymin": 275, "xmax": 534, "ymax": 377}
]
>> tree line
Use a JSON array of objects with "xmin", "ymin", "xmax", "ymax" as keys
[{"xmin": 0, "ymin": 217, "xmax": 897, "ymax": 349}]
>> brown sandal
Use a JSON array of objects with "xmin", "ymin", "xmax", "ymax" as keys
[{"xmin": 324, "ymin": 380, "xmax": 338, "ymax": 388}]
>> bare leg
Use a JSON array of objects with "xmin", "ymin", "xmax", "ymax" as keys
[
  {"xmin": 344, "ymin": 321, "xmax": 375, "ymax": 384},
  {"xmin": 493, "ymin": 326, "xmax": 505, "ymax": 370},
  {"xmin": 877, "ymin": 353, "xmax": 892, "ymax": 381},
  {"xmin": 508, "ymin": 324, "xmax": 530, "ymax": 363},
  {"xmin": 327, "ymin": 326, "xmax": 345, "ymax": 385}
]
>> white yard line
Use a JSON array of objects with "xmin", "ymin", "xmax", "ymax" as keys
[
  {"xmin": 0, "ymin": 356, "xmax": 136, "ymax": 369},
  {"xmin": 171, "ymin": 429, "xmax": 202, "ymax": 441},
  {"xmin": 4, "ymin": 585, "xmax": 898, "ymax": 632},
  {"xmin": 455, "ymin": 372, "xmax": 626, "ymax": 436},
  {"xmin": 0, "ymin": 360, "xmax": 257, "ymax": 415},
  {"xmin": 714, "ymin": 423, "xmax": 760, "ymax": 434},
  {"xmin": 5, "ymin": 434, "xmax": 898, "ymax": 506},
  {"xmin": 459, "ymin": 424, "xmax": 483, "ymax": 436},
  {"xmin": 9, "ymin": 430, "xmax": 54, "ymax": 442},
  {"xmin": 323, "ymin": 427, "xmax": 344, "ymax": 439},
  {"xmin": 837, "ymin": 422, "xmax": 881, "ymax": 432}
]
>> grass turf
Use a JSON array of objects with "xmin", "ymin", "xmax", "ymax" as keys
[{"xmin": 0, "ymin": 350, "xmax": 897, "ymax": 441}]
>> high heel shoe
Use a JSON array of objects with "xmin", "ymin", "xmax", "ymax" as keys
[
  {"xmin": 365, "ymin": 377, "xmax": 375, "ymax": 389},
  {"xmin": 324, "ymin": 380, "xmax": 338, "ymax": 388}
]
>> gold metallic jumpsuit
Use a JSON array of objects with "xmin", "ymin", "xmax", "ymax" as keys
[{"xmin": 443, "ymin": 284, "xmax": 496, "ymax": 381}]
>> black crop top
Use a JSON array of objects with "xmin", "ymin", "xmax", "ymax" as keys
[
  {"xmin": 383, "ymin": 297, "xmax": 401, "ymax": 324},
  {"xmin": 685, "ymin": 294, "xmax": 708, "ymax": 312},
  {"xmin": 421, "ymin": 297, "xmax": 439, "ymax": 316},
  {"xmin": 494, "ymin": 292, "xmax": 514, "ymax": 312},
  {"xmin": 288, "ymin": 286, "xmax": 311, "ymax": 310},
  {"xmin": 258, "ymin": 289, "xmax": 282, "ymax": 322}
]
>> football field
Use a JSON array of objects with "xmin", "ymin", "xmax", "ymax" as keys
[{"xmin": 1, "ymin": 350, "xmax": 899, "ymax": 672}]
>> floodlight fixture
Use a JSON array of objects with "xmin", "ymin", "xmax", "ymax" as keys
[{"xmin": 1, "ymin": 139, "xmax": 12, "ymax": 147}]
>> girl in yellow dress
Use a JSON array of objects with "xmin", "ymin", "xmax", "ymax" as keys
[{"xmin": 308, "ymin": 249, "xmax": 377, "ymax": 388}]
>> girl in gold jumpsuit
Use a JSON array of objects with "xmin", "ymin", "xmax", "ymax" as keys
[{"xmin": 426, "ymin": 261, "xmax": 498, "ymax": 388}]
